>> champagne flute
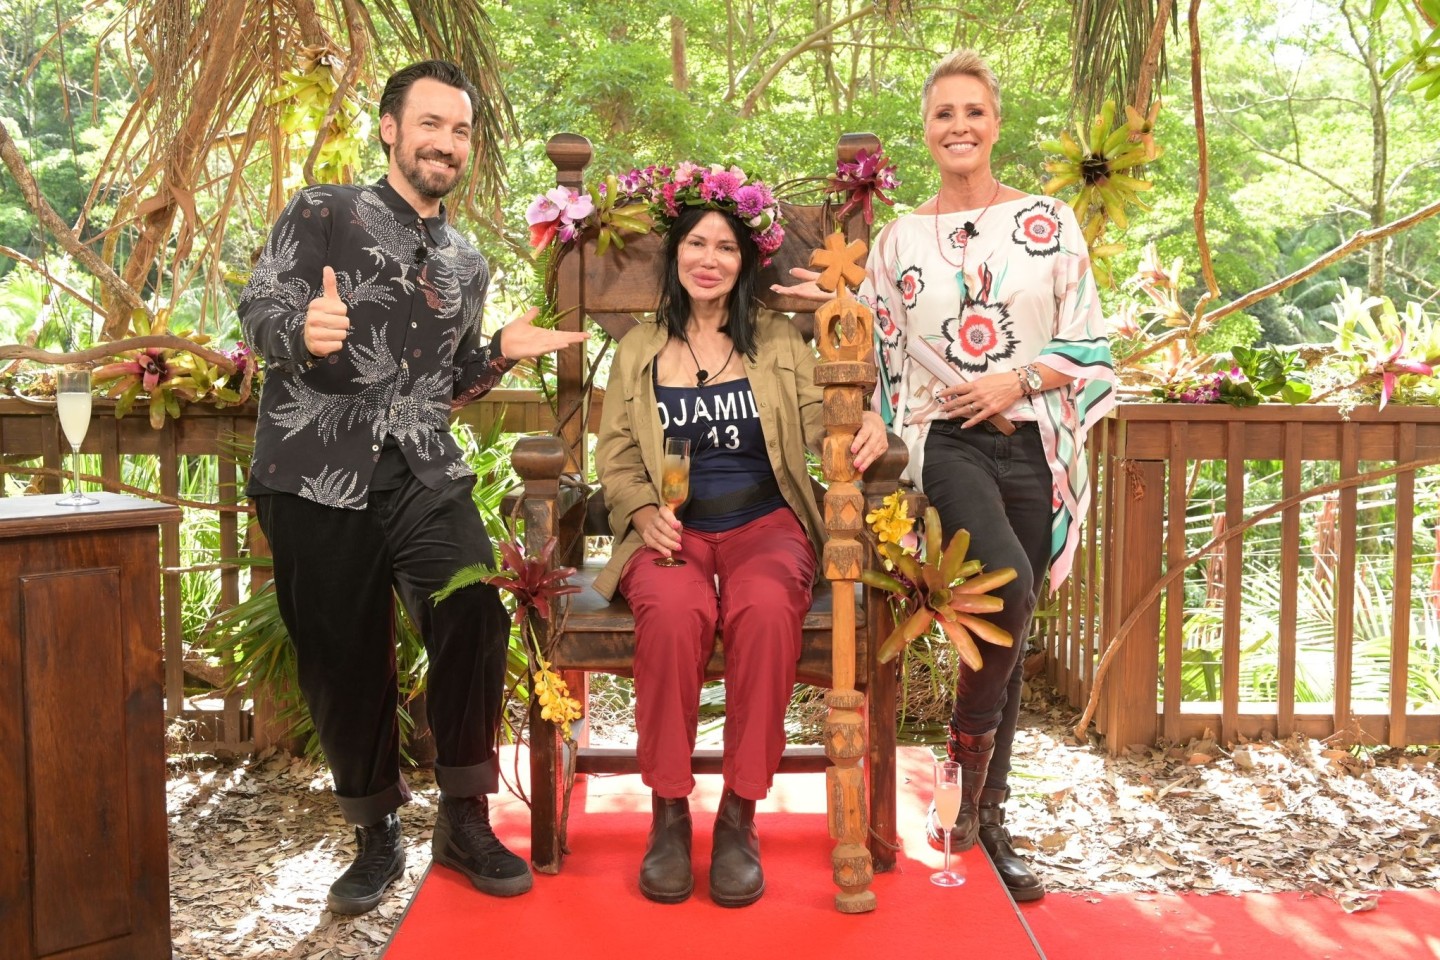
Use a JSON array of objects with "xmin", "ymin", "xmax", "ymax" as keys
[
  {"xmin": 55, "ymin": 365, "xmax": 98, "ymax": 507},
  {"xmin": 931, "ymin": 759, "xmax": 966, "ymax": 887},
  {"xmin": 653, "ymin": 436, "xmax": 690, "ymax": 567}
]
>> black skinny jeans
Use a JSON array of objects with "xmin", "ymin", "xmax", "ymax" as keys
[
  {"xmin": 921, "ymin": 418, "xmax": 1052, "ymax": 795},
  {"xmin": 255, "ymin": 475, "xmax": 509, "ymax": 825}
]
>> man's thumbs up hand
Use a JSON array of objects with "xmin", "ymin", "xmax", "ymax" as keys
[{"xmin": 305, "ymin": 266, "xmax": 350, "ymax": 357}]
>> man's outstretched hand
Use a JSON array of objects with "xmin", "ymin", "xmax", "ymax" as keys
[{"xmin": 498, "ymin": 307, "xmax": 589, "ymax": 360}]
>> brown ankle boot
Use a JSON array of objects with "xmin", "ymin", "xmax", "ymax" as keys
[
  {"xmin": 927, "ymin": 726, "xmax": 995, "ymax": 852},
  {"xmin": 709, "ymin": 787, "xmax": 763, "ymax": 907},
  {"xmin": 639, "ymin": 793, "xmax": 693, "ymax": 904},
  {"xmin": 979, "ymin": 787, "xmax": 1045, "ymax": 902}
]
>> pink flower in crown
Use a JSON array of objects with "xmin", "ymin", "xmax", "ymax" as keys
[
  {"xmin": 733, "ymin": 184, "xmax": 767, "ymax": 219},
  {"xmin": 661, "ymin": 181, "xmax": 681, "ymax": 216},
  {"xmin": 701, "ymin": 168, "xmax": 744, "ymax": 201},
  {"xmin": 672, "ymin": 161, "xmax": 702, "ymax": 186},
  {"xmin": 754, "ymin": 224, "xmax": 785, "ymax": 265}
]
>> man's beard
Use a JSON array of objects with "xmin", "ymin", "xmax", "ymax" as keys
[{"xmin": 394, "ymin": 135, "xmax": 461, "ymax": 200}]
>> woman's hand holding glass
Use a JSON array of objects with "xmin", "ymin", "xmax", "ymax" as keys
[
  {"xmin": 635, "ymin": 504, "xmax": 684, "ymax": 560},
  {"xmin": 648, "ymin": 436, "xmax": 691, "ymax": 567}
]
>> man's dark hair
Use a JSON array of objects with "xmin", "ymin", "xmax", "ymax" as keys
[
  {"xmin": 377, "ymin": 60, "xmax": 479, "ymax": 157},
  {"xmin": 655, "ymin": 205, "xmax": 761, "ymax": 359}
]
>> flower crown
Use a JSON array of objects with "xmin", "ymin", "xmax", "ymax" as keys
[{"xmin": 617, "ymin": 162, "xmax": 786, "ymax": 266}]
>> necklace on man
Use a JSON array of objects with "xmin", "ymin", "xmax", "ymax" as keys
[
  {"xmin": 934, "ymin": 178, "xmax": 1001, "ymax": 306},
  {"xmin": 684, "ymin": 335, "xmax": 735, "ymax": 387}
]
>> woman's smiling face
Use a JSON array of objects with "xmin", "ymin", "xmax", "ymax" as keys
[{"xmin": 924, "ymin": 73, "xmax": 1000, "ymax": 181}]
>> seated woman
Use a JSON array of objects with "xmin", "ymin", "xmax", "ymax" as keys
[{"xmin": 594, "ymin": 170, "xmax": 887, "ymax": 907}]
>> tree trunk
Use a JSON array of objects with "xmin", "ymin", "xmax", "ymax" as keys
[
  {"xmin": 112, "ymin": 0, "xmax": 247, "ymax": 338},
  {"xmin": 671, "ymin": 16, "xmax": 689, "ymax": 91}
]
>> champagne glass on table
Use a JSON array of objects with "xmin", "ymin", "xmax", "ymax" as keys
[
  {"xmin": 653, "ymin": 436, "xmax": 690, "ymax": 567},
  {"xmin": 55, "ymin": 365, "xmax": 98, "ymax": 507},
  {"xmin": 931, "ymin": 759, "xmax": 966, "ymax": 887}
]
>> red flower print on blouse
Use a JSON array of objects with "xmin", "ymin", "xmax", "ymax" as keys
[
  {"xmin": 1011, "ymin": 200, "xmax": 1061, "ymax": 257},
  {"xmin": 876, "ymin": 299, "xmax": 897, "ymax": 339},
  {"xmin": 940, "ymin": 298, "xmax": 1017, "ymax": 374},
  {"xmin": 898, "ymin": 265, "xmax": 925, "ymax": 308}
]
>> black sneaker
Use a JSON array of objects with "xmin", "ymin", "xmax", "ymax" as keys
[
  {"xmin": 432, "ymin": 794, "xmax": 533, "ymax": 897},
  {"xmin": 327, "ymin": 812, "xmax": 405, "ymax": 915}
]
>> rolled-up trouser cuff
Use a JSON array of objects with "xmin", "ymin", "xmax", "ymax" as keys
[
  {"xmin": 434, "ymin": 756, "xmax": 499, "ymax": 798},
  {"xmin": 336, "ymin": 778, "xmax": 412, "ymax": 826}
]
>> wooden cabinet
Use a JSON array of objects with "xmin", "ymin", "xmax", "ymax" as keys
[{"xmin": 0, "ymin": 493, "xmax": 178, "ymax": 959}]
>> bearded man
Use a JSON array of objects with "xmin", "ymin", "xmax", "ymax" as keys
[{"xmin": 240, "ymin": 60, "xmax": 585, "ymax": 914}]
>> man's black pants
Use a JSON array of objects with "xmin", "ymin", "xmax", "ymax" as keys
[{"xmin": 255, "ymin": 474, "xmax": 509, "ymax": 825}]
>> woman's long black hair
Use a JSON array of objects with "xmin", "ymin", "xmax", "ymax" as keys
[{"xmin": 654, "ymin": 205, "xmax": 761, "ymax": 358}]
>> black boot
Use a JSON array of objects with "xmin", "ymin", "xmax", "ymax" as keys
[
  {"xmin": 709, "ymin": 788, "xmax": 763, "ymax": 907},
  {"xmin": 639, "ymin": 793, "xmax": 694, "ymax": 903},
  {"xmin": 979, "ymin": 787, "xmax": 1045, "ymax": 902},
  {"xmin": 926, "ymin": 726, "xmax": 995, "ymax": 853},
  {"xmin": 432, "ymin": 794, "xmax": 534, "ymax": 897},
  {"xmin": 327, "ymin": 812, "xmax": 405, "ymax": 915}
]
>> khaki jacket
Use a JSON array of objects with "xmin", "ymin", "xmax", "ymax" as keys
[{"xmin": 593, "ymin": 309, "xmax": 826, "ymax": 600}]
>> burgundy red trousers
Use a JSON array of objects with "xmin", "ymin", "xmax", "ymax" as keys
[{"xmin": 619, "ymin": 507, "xmax": 816, "ymax": 801}]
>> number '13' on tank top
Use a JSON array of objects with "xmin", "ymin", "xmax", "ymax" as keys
[{"xmin": 654, "ymin": 376, "xmax": 785, "ymax": 531}]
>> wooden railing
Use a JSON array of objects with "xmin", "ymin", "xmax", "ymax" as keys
[
  {"xmin": 1046, "ymin": 403, "xmax": 1440, "ymax": 753},
  {"xmin": 0, "ymin": 393, "xmax": 545, "ymax": 756},
  {"xmin": 9, "ymin": 395, "xmax": 1440, "ymax": 756}
]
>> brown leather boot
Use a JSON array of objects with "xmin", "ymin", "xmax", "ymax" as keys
[
  {"xmin": 639, "ymin": 793, "xmax": 694, "ymax": 903},
  {"xmin": 926, "ymin": 726, "xmax": 995, "ymax": 852},
  {"xmin": 709, "ymin": 787, "xmax": 763, "ymax": 907},
  {"xmin": 978, "ymin": 787, "xmax": 1045, "ymax": 902}
]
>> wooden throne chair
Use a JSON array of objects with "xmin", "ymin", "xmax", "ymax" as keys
[{"xmin": 509, "ymin": 132, "xmax": 917, "ymax": 891}]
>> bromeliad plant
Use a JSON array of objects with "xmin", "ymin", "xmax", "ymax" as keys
[
  {"xmin": 861, "ymin": 493, "xmax": 1017, "ymax": 671},
  {"xmin": 91, "ymin": 311, "xmax": 258, "ymax": 428},
  {"xmin": 436, "ymin": 537, "xmax": 583, "ymax": 738},
  {"xmin": 1040, "ymin": 99, "xmax": 1162, "ymax": 287},
  {"xmin": 1318, "ymin": 280, "xmax": 1440, "ymax": 408}
]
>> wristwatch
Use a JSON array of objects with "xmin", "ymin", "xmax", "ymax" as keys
[{"xmin": 1020, "ymin": 363, "xmax": 1043, "ymax": 399}]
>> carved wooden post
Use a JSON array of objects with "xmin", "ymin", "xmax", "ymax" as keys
[
  {"xmin": 811, "ymin": 232, "xmax": 877, "ymax": 913},
  {"xmin": 541, "ymin": 134, "xmax": 593, "ymax": 569},
  {"xmin": 513, "ymin": 435, "xmax": 568, "ymax": 874}
]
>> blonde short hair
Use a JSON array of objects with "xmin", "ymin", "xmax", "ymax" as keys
[{"xmin": 921, "ymin": 49, "xmax": 1002, "ymax": 119}]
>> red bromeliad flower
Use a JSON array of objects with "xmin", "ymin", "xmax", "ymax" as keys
[
  {"xmin": 480, "ymin": 538, "xmax": 582, "ymax": 624},
  {"xmin": 1371, "ymin": 326, "xmax": 1436, "ymax": 410},
  {"xmin": 828, "ymin": 147, "xmax": 899, "ymax": 225}
]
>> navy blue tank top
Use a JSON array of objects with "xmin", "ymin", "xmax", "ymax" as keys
[{"xmin": 654, "ymin": 376, "xmax": 785, "ymax": 531}]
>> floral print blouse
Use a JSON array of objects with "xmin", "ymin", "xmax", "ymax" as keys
[{"xmin": 863, "ymin": 195, "xmax": 1116, "ymax": 587}]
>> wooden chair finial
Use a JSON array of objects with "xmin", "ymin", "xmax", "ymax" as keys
[{"xmin": 809, "ymin": 232, "xmax": 868, "ymax": 294}]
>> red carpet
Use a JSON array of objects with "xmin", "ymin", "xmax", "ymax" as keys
[
  {"xmin": 1022, "ymin": 889, "xmax": 1440, "ymax": 959},
  {"xmin": 383, "ymin": 745, "xmax": 1042, "ymax": 959}
]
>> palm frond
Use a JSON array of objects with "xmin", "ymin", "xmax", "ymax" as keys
[
  {"xmin": 365, "ymin": 0, "xmax": 517, "ymax": 221},
  {"xmin": 1069, "ymin": 0, "xmax": 1173, "ymax": 120}
]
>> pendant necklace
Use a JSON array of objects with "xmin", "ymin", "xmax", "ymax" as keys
[
  {"xmin": 684, "ymin": 335, "xmax": 735, "ymax": 387},
  {"xmin": 934, "ymin": 178, "xmax": 1001, "ymax": 306}
]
